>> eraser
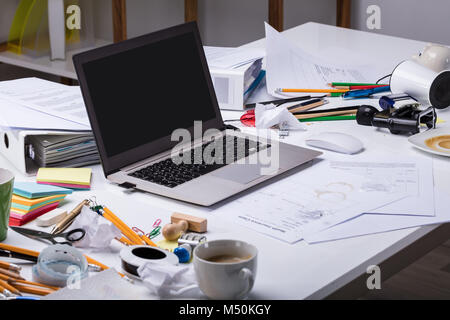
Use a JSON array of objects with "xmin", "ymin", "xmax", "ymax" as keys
[{"xmin": 35, "ymin": 208, "xmax": 68, "ymax": 227}]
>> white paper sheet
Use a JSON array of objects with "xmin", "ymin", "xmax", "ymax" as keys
[
  {"xmin": 264, "ymin": 23, "xmax": 379, "ymax": 97},
  {"xmin": 0, "ymin": 96, "xmax": 90, "ymax": 131},
  {"xmin": 328, "ymin": 157, "xmax": 435, "ymax": 216},
  {"xmin": 0, "ymin": 78, "xmax": 90, "ymax": 127},
  {"xmin": 204, "ymin": 46, "xmax": 265, "ymax": 69},
  {"xmin": 304, "ymin": 190, "xmax": 449, "ymax": 244},
  {"xmin": 215, "ymin": 160, "xmax": 410, "ymax": 244}
]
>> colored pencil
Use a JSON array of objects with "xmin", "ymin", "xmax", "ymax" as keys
[
  {"xmin": 334, "ymin": 85, "xmax": 389, "ymax": 90},
  {"xmin": 299, "ymin": 115, "xmax": 356, "ymax": 122},
  {"xmin": 295, "ymin": 110, "xmax": 356, "ymax": 120},
  {"xmin": 276, "ymin": 88, "xmax": 348, "ymax": 94},
  {"xmin": 328, "ymin": 82, "xmax": 380, "ymax": 87},
  {"xmin": 291, "ymin": 106, "xmax": 359, "ymax": 116}
]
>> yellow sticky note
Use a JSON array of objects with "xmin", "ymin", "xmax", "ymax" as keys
[{"xmin": 36, "ymin": 168, "xmax": 92, "ymax": 185}]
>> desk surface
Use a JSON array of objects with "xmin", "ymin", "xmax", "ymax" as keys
[{"xmin": 2, "ymin": 22, "xmax": 450, "ymax": 300}]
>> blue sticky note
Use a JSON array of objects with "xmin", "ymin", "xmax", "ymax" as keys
[{"xmin": 13, "ymin": 181, "xmax": 73, "ymax": 199}]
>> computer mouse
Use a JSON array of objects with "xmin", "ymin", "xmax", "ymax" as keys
[{"xmin": 305, "ymin": 132, "xmax": 364, "ymax": 154}]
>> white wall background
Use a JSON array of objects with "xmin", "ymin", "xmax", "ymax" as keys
[{"xmin": 90, "ymin": 0, "xmax": 450, "ymax": 46}]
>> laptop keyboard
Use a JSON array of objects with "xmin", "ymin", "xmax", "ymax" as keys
[{"xmin": 129, "ymin": 136, "xmax": 268, "ymax": 188}]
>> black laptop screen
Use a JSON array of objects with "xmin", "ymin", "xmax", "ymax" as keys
[{"xmin": 81, "ymin": 31, "xmax": 218, "ymax": 159}]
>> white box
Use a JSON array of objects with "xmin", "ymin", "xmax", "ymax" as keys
[{"xmin": 209, "ymin": 60, "xmax": 263, "ymax": 111}]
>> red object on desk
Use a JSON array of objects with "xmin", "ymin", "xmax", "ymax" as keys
[{"xmin": 240, "ymin": 109, "xmax": 256, "ymax": 127}]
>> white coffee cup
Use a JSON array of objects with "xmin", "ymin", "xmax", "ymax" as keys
[{"xmin": 193, "ymin": 239, "xmax": 257, "ymax": 300}]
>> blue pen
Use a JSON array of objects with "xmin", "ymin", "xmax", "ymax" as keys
[
  {"xmin": 6, "ymin": 296, "xmax": 41, "ymax": 300},
  {"xmin": 342, "ymin": 86, "xmax": 391, "ymax": 99}
]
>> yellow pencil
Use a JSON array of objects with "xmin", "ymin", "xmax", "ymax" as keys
[
  {"xmin": 0, "ymin": 278, "xmax": 21, "ymax": 295},
  {"xmin": 0, "ymin": 260, "xmax": 21, "ymax": 272},
  {"xmin": 276, "ymin": 88, "xmax": 349, "ymax": 93},
  {"xmin": 140, "ymin": 234, "xmax": 157, "ymax": 247},
  {"xmin": 12, "ymin": 283, "xmax": 54, "ymax": 296},
  {"xmin": 102, "ymin": 207, "xmax": 144, "ymax": 245}
]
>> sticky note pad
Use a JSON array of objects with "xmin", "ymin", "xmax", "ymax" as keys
[
  {"xmin": 36, "ymin": 168, "xmax": 92, "ymax": 187},
  {"xmin": 13, "ymin": 181, "xmax": 72, "ymax": 199}
]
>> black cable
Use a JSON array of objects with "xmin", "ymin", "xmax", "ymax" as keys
[{"xmin": 376, "ymin": 74, "xmax": 392, "ymax": 84}]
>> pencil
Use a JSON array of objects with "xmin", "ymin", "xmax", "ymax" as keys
[
  {"xmin": 12, "ymin": 283, "xmax": 54, "ymax": 296},
  {"xmin": 102, "ymin": 207, "xmax": 145, "ymax": 245},
  {"xmin": 116, "ymin": 236, "xmax": 133, "ymax": 246},
  {"xmin": 0, "ymin": 261, "xmax": 21, "ymax": 272},
  {"xmin": 276, "ymin": 88, "xmax": 349, "ymax": 94},
  {"xmin": 295, "ymin": 110, "xmax": 356, "ymax": 120},
  {"xmin": 328, "ymin": 82, "xmax": 380, "ymax": 87},
  {"xmin": 291, "ymin": 106, "xmax": 359, "ymax": 116},
  {"xmin": 299, "ymin": 115, "xmax": 356, "ymax": 122},
  {"xmin": 140, "ymin": 234, "xmax": 157, "ymax": 247},
  {"xmin": 287, "ymin": 99, "xmax": 327, "ymax": 113},
  {"xmin": 3, "ymin": 277, "xmax": 59, "ymax": 291},
  {"xmin": 0, "ymin": 267, "xmax": 24, "ymax": 280},
  {"xmin": 334, "ymin": 84, "xmax": 389, "ymax": 90},
  {"xmin": 0, "ymin": 278, "xmax": 21, "ymax": 295}
]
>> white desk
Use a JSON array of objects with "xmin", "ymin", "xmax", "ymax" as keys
[{"xmin": 1, "ymin": 22, "xmax": 450, "ymax": 300}]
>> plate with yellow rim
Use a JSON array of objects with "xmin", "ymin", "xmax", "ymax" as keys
[{"xmin": 408, "ymin": 127, "xmax": 450, "ymax": 157}]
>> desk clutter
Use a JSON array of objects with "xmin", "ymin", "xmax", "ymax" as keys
[{"xmin": 1, "ymin": 21, "xmax": 450, "ymax": 300}]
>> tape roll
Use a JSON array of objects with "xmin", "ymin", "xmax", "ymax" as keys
[
  {"xmin": 32, "ymin": 244, "xmax": 88, "ymax": 287},
  {"xmin": 119, "ymin": 245, "xmax": 178, "ymax": 277}
]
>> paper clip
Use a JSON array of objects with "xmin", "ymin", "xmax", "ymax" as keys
[
  {"xmin": 147, "ymin": 226, "xmax": 161, "ymax": 239},
  {"xmin": 132, "ymin": 227, "xmax": 145, "ymax": 236},
  {"xmin": 152, "ymin": 219, "xmax": 162, "ymax": 228}
]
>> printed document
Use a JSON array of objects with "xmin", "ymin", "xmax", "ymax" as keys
[
  {"xmin": 264, "ymin": 23, "xmax": 380, "ymax": 96},
  {"xmin": 216, "ymin": 160, "xmax": 411, "ymax": 243},
  {"xmin": 0, "ymin": 78, "xmax": 90, "ymax": 127}
]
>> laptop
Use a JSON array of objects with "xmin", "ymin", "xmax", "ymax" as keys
[{"xmin": 73, "ymin": 22, "xmax": 321, "ymax": 206}]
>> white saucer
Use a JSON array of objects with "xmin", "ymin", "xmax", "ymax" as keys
[{"xmin": 408, "ymin": 127, "xmax": 450, "ymax": 156}]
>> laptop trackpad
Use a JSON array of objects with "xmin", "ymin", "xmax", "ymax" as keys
[{"xmin": 211, "ymin": 164, "xmax": 262, "ymax": 185}]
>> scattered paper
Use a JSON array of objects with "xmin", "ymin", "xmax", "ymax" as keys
[
  {"xmin": 254, "ymin": 103, "xmax": 306, "ymax": 130},
  {"xmin": 304, "ymin": 190, "xmax": 449, "ymax": 244},
  {"xmin": 328, "ymin": 157, "xmax": 435, "ymax": 216},
  {"xmin": 215, "ymin": 160, "xmax": 410, "ymax": 244},
  {"xmin": 68, "ymin": 206, "xmax": 122, "ymax": 249},
  {"xmin": 0, "ymin": 78, "xmax": 90, "ymax": 127},
  {"xmin": 204, "ymin": 46, "xmax": 265, "ymax": 69},
  {"xmin": 43, "ymin": 269, "xmax": 144, "ymax": 300},
  {"xmin": 138, "ymin": 262, "xmax": 203, "ymax": 299},
  {"xmin": 264, "ymin": 23, "xmax": 379, "ymax": 96}
]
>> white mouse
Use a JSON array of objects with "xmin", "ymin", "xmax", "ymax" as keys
[{"xmin": 305, "ymin": 132, "xmax": 363, "ymax": 154}]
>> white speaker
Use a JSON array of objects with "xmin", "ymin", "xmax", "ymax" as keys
[{"xmin": 390, "ymin": 60, "xmax": 450, "ymax": 109}]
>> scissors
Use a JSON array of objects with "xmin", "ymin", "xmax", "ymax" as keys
[{"xmin": 10, "ymin": 226, "xmax": 86, "ymax": 246}]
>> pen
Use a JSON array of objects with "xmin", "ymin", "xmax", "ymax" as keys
[
  {"xmin": 299, "ymin": 115, "xmax": 356, "ymax": 122},
  {"xmin": 245, "ymin": 95, "xmax": 314, "ymax": 108},
  {"xmin": 51, "ymin": 199, "xmax": 89, "ymax": 234},
  {"xmin": 342, "ymin": 86, "xmax": 391, "ymax": 99}
]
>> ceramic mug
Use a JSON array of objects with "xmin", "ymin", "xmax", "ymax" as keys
[
  {"xmin": 0, "ymin": 168, "xmax": 14, "ymax": 241},
  {"xmin": 193, "ymin": 239, "xmax": 257, "ymax": 300},
  {"xmin": 412, "ymin": 43, "xmax": 450, "ymax": 72}
]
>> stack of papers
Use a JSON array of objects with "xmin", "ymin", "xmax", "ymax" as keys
[
  {"xmin": 28, "ymin": 134, "xmax": 99, "ymax": 168},
  {"xmin": 9, "ymin": 182, "xmax": 72, "ymax": 226},
  {"xmin": 204, "ymin": 46, "xmax": 265, "ymax": 69},
  {"xmin": 0, "ymin": 77, "xmax": 91, "ymax": 131},
  {"xmin": 36, "ymin": 168, "xmax": 92, "ymax": 190}
]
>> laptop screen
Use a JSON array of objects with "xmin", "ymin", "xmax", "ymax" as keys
[{"xmin": 74, "ymin": 23, "xmax": 224, "ymax": 175}]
